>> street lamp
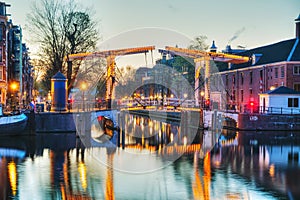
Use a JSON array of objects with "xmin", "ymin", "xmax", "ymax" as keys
[
  {"xmin": 81, "ymin": 81, "xmax": 87, "ymax": 111},
  {"xmin": 10, "ymin": 82, "xmax": 19, "ymax": 111},
  {"xmin": 11, "ymin": 82, "xmax": 18, "ymax": 91},
  {"xmin": 200, "ymin": 91, "xmax": 205, "ymax": 108}
]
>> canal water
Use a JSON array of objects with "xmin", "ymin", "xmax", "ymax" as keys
[{"xmin": 0, "ymin": 116, "xmax": 300, "ymax": 199}]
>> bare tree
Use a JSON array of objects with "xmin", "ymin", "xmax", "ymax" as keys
[
  {"xmin": 188, "ymin": 35, "xmax": 209, "ymax": 51},
  {"xmin": 27, "ymin": 0, "xmax": 99, "ymax": 93}
]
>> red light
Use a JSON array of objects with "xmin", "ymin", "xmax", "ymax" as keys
[
  {"xmin": 205, "ymin": 100, "xmax": 210, "ymax": 105},
  {"xmin": 250, "ymin": 102, "xmax": 254, "ymax": 106},
  {"xmin": 68, "ymin": 99, "xmax": 74, "ymax": 103},
  {"xmin": 97, "ymin": 116, "xmax": 104, "ymax": 121}
]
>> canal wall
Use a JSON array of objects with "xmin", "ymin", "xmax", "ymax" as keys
[
  {"xmin": 29, "ymin": 109, "xmax": 300, "ymax": 133},
  {"xmin": 238, "ymin": 113, "xmax": 300, "ymax": 131},
  {"xmin": 34, "ymin": 112, "xmax": 91, "ymax": 133}
]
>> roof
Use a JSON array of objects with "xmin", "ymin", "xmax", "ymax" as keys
[
  {"xmin": 263, "ymin": 86, "xmax": 300, "ymax": 95},
  {"xmin": 51, "ymin": 71, "xmax": 66, "ymax": 80},
  {"xmin": 295, "ymin": 14, "xmax": 300, "ymax": 22},
  {"xmin": 217, "ymin": 38, "xmax": 300, "ymax": 72}
]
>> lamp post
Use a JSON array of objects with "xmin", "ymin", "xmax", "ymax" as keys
[
  {"xmin": 200, "ymin": 91, "xmax": 204, "ymax": 108},
  {"xmin": 81, "ymin": 81, "xmax": 87, "ymax": 111}
]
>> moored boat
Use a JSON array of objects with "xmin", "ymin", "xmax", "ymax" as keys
[{"xmin": 0, "ymin": 105, "xmax": 28, "ymax": 135}]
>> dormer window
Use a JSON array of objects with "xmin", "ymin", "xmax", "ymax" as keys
[{"xmin": 251, "ymin": 54, "xmax": 262, "ymax": 65}]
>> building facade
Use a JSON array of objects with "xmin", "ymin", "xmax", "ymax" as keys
[
  {"xmin": 0, "ymin": 2, "xmax": 9, "ymax": 105},
  {"xmin": 0, "ymin": 1, "xmax": 34, "ymax": 110},
  {"xmin": 212, "ymin": 14, "xmax": 300, "ymax": 113}
]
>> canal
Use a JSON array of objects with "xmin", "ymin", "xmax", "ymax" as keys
[{"xmin": 0, "ymin": 114, "xmax": 300, "ymax": 199}]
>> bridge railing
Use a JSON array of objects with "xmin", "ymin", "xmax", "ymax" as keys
[
  {"xmin": 259, "ymin": 106, "xmax": 300, "ymax": 115},
  {"xmin": 120, "ymin": 97, "xmax": 196, "ymax": 108}
]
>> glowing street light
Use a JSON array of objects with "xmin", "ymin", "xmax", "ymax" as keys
[
  {"xmin": 81, "ymin": 81, "xmax": 87, "ymax": 91},
  {"xmin": 200, "ymin": 91, "xmax": 205, "ymax": 108},
  {"xmin": 10, "ymin": 82, "xmax": 19, "ymax": 110},
  {"xmin": 10, "ymin": 82, "xmax": 18, "ymax": 91}
]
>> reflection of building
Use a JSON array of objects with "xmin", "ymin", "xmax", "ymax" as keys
[{"xmin": 214, "ymin": 15, "xmax": 300, "ymax": 112}]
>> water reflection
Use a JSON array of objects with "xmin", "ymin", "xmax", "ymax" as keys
[
  {"xmin": 192, "ymin": 151, "xmax": 211, "ymax": 200},
  {"xmin": 105, "ymin": 148, "xmax": 115, "ymax": 200},
  {"xmin": 211, "ymin": 131, "xmax": 300, "ymax": 199},
  {"xmin": 8, "ymin": 161, "xmax": 17, "ymax": 196},
  {"xmin": 0, "ymin": 129, "xmax": 299, "ymax": 199},
  {"xmin": 123, "ymin": 113, "xmax": 202, "ymax": 147}
]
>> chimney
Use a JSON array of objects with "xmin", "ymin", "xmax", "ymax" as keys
[
  {"xmin": 225, "ymin": 45, "xmax": 232, "ymax": 53},
  {"xmin": 295, "ymin": 14, "xmax": 300, "ymax": 38}
]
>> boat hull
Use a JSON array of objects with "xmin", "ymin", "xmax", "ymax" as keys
[{"xmin": 0, "ymin": 114, "xmax": 28, "ymax": 135}]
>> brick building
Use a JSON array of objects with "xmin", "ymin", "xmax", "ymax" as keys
[
  {"xmin": 213, "ymin": 14, "xmax": 300, "ymax": 113},
  {"xmin": 0, "ymin": 2, "xmax": 9, "ymax": 104}
]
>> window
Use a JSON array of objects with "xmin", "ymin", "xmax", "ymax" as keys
[
  {"xmin": 225, "ymin": 74, "xmax": 228, "ymax": 86},
  {"xmin": 294, "ymin": 83, "xmax": 300, "ymax": 91},
  {"xmin": 0, "ymin": 48, "xmax": 2, "ymax": 62},
  {"xmin": 249, "ymin": 88, "xmax": 253, "ymax": 95},
  {"xmin": 275, "ymin": 68, "xmax": 278, "ymax": 78},
  {"xmin": 240, "ymin": 73, "xmax": 244, "ymax": 85},
  {"xmin": 260, "ymin": 70, "xmax": 263, "ymax": 80},
  {"xmin": 249, "ymin": 71, "xmax": 253, "ymax": 84},
  {"xmin": 288, "ymin": 98, "xmax": 299, "ymax": 107},
  {"xmin": 293, "ymin": 66, "xmax": 300, "ymax": 75},
  {"xmin": 280, "ymin": 66, "xmax": 285, "ymax": 78},
  {"xmin": 240, "ymin": 89, "xmax": 244, "ymax": 102},
  {"xmin": 0, "ymin": 26, "xmax": 2, "ymax": 42},
  {"xmin": 0, "ymin": 66, "xmax": 2, "ymax": 80},
  {"xmin": 226, "ymin": 92, "xmax": 230, "ymax": 102},
  {"xmin": 232, "ymin": 74, "xmax": 235, "ymax": 84}
]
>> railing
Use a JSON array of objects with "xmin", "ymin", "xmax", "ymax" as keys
[
  {"xmin": 259, "ymin": 106, "xmax": 300, "ymax": 115},
  {"xmin": 120, "ymin": 97, "xmax": 197, "ymax": 109}
]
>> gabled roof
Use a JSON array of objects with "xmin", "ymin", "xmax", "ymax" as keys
[
  {"xmin": 217, "ymin": 38, "xmax": 300, "ymax": 72},
  {"xmin": 263, "ymin": 86, "xmax": 300, "ymax": 95}
]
